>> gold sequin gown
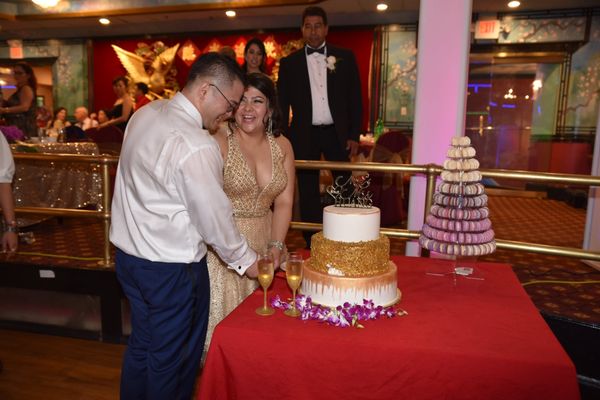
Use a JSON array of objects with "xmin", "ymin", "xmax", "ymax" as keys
[{"xmin": 205, "ymin": 130, "xmax": 287, "ymax": 352}]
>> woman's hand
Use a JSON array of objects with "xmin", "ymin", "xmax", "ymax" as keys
[
  {"xmin": 269, "ymin": 247, "xmax": 283, "ymax": 270},
  {"xmin": 2, "ymin": 231, "xmax": 18, "ymax": 254}
]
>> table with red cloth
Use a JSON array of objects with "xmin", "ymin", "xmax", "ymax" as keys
[{"xmin": 199, "ymin": 255, "xmax": 580, "ymax": 400}]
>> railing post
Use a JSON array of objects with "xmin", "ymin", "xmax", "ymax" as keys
[
  {"xmin": 99, "ymin": 160, "xmax": 112, "ymax": 267},
  {"xmin": 421, "ymin": 164, "xmax": 438, "ymax": 258}
]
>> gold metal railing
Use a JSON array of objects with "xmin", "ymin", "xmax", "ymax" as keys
[
  {"xmin": 293, "ymin": 160, "xmax": 600, "ymax": 262},
  {"xmin": 12, "ymin": 152, "xmax": 119, "ymax": 267},
  {"xmin": 10, "ymin": 155, "xmax": 600, "ymax": 266}
]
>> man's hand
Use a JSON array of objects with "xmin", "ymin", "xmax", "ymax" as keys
[
  {"xmin": 244, "ymin": 260, "xmax": 258, "ymax": 278},
  {"xmin": 346, "ymin": 139, "xmax": 360, "ymax": 158}
]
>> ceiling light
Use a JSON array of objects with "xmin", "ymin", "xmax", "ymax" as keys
[
  {"xmin": 32, "ymin": 0, "xmax": 59, "ymax": 8},
  {"xmin": 99, "ymin": 18, "xmax": 111, "ymax": 25},
  {"xmin": 376, "ymin": 3, "xmax": 388, "ymax": 11},
  {"xmin": 508, "ymin": 1, "xmax": 521, "ymax": 8},
  {"xmin": 225, "ymin": 10, "xmax": 236, "ymax": 18}
]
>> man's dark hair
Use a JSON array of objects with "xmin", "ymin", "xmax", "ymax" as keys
[
  {"xmin": 302, "ymin": 6, "xmax": 328, "ymax": 26},
  {"xmin": 135, "ymin": 82, "xmax": 149, "ymax": 94},
  {"xmin": 187, "ymin": 52, "xmax": 245, "ymax": 88},
  {"xmin": 245, "ymin": 72, "xmax": 284, "ymax": 137}
]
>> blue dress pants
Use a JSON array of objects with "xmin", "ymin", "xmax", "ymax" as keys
[{"xmin": 115, "ymin": 248, "xmax": 209, "ymax": 400}]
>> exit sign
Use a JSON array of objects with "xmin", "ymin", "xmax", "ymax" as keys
[{"xmin": 475, "ymin": 20, "xmax": 500, "ymax": 40}]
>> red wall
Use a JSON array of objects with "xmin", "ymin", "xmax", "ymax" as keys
[{"xmin": 91, "ymin": 27, "xmax": 373, "ymax": 131}]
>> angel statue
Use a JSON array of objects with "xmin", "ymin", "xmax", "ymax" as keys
[{"xmin": 112, "ymin": 42, "xmax": 180, "ymax": 99}]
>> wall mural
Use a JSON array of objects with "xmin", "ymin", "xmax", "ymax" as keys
[
  {"xmin": 498, "ymin": 16, "xmax": 586, "ymax": 43},
  {"xmin": 380, "ymin": 27, "xmax": 417, "ymax": 128},
  {"xmin": 566, "ymin": 16, "xmax": 600, "ymax": 132}
]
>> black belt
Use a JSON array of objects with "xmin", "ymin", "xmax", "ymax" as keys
[{"xmin": 312, "ymin": 124, "xmax": 335, "ymax": 129}]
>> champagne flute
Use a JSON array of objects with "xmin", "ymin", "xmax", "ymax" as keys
[
  {"xmin": 255, "ymin": 252, "xmax": 275, "ymax": 316},
  {"xmin": 284, "ymin": 252, "xmax": 303, "ymax": 317}
]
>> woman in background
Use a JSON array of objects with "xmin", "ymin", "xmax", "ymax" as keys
[
  {"xmin": 48, "ymin": 107, "xmax": 71, "ymax": 130},
  {"xmin": 0, "ymin": 61, "xmax": 38, "ymax": 138},
  {"xmin": 242, "ymin": 37, "xmax": 267, "ymax": 74},
  {"xmin": 96, "ymin": 109, "xmax": 109, "ymax": 125},
  {"xmin": 204, "ymin": 73, "xmax": 295, "ymax": 356},
  {"xmin": 99, "ymin": 76, "xmax": 133, "ymax": 132}
]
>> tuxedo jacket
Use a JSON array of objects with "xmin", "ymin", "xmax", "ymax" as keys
[{"xmin": 277, "ymin": 44, "xmax": 362, "ymax": 158}]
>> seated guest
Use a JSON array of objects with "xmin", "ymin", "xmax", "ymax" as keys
[
  {"xmin": 73, "ymin": 106, "xmax": 98, "ymax": 130},
  {"xmin": 134, "ymin": 82, "xmax": 151, "ymax": 111},
  {"xmin": 36, "ymin": 105, "xmax": 52, "ymax": 129},
  {"xmin": 96, "ymin": 109, "xmax": 109, "ymax": 125},
  {"xmin": 48, "ymin": 106, "xmax": 71, "ymax": 130}
]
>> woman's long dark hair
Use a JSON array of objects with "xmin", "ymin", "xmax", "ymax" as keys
[
  {"xmin": 245, "ymin": 72, "xmax": 283, "ymax": 137},
  {"xmin": 241, "ymin": 38, "xmax": 267, "ymax": 73},
  {"xmin": 14, "ymin": 61, "xmax": 37, "ymax": 93}
]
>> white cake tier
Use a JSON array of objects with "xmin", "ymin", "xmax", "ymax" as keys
[
  {"xmin": 301, "ymin": 260, "xmax": 400, "ymax": 307},
  {"xmin": 322, "ymin": 205, "xmax": 380, "ymax": 242}
]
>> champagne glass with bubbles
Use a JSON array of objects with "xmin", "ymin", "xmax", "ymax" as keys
[
  {"xmin": 255, "ymin": 252, "xmax": 275, "ymax": 316},
  {"xmin": 284, "ymin": 252, "xmax": 304, "ymax": 317}
]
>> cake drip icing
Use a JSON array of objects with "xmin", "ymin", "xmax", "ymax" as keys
[{"xmin": 310, "ymin": 232, "xmax": 390, "ymax": 277}]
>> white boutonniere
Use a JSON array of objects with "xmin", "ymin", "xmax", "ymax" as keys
[{"xmin": 326, "ymin": 55, "xmax": 338, "ymax": 72}]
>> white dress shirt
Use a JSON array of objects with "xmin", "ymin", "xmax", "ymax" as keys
[
  {"xmin": 0, "ymin": 134, "xmax": 15, "ymax": 183},
  {"xmin": 76, "ymin": 117, "xmax": 98, "ymax": 131},
  {"xmin": 110, "ymin": 92, "xmax": 256, "ymax": 274},
  {"xmin": 306, "ymin": 45, "xmax": 334, "ymax": 125}
]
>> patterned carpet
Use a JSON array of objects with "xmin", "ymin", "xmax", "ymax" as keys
[{"xmin": 2, "ymin": 196, "xmax": 599, "ymax": 323}]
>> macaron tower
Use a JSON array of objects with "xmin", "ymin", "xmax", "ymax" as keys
[{"xmin": 419, "ymin": 136, "xmax": 496, "ymax": 257}]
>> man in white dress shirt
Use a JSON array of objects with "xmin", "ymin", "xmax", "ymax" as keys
[
  {"xmin": 73, "ymin": 106, "xmax": 98, "ymax": 131},
  {"xmin": 110, "ymin": 52, "xmax": 258, "ymax": 400}
]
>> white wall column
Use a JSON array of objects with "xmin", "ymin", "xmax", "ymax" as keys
[
  {"xmin": 406, "ymin": 0, "xmax": 473, "ymax": 256},
  {"xmin": 583, "ymin": 106, "xmax": 600, "ymax": 270}
]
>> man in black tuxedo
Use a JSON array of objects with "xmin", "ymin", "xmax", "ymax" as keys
[{"xmin": 277, "ymin": 6, "xmax": 362, "ymax": 248}]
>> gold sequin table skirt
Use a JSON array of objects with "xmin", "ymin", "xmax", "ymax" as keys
[{"xmin": 11, "ymin": 142, "xmax": 103, "ymax": 226}]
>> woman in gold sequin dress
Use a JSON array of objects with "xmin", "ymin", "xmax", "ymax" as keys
[{"xmin": 204, "ymin": 73, "xmax": 295, "ymax": 353}]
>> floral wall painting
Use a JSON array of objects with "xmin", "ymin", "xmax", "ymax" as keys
[
  {"xmin": 498, "ymin": 16, "xmax": 586, "ymax": 43},
  {"xmin": 566, "ymin": 16, "xmax": 600, "ymax": 131},
  {"xmin": 380, "ymin": 27, "xmax": 417, "ymax": 128}
]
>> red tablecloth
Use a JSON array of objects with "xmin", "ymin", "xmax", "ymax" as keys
[{"xmin": 198, "ymin": 256, "xmax": 580, "ymax": 400}]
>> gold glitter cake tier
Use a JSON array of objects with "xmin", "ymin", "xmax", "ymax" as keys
[{"xmin": 309, "ymin": 232, "xmax": 390, "ymax": 277}]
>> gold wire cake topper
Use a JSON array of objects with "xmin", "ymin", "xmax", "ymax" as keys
[{"xmin": 326, "ymin": 174, "xmax": 373, "ymax": 208}]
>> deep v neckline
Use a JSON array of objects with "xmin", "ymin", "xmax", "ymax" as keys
[{"xmin": 231, "ymin": 130, "xmax": 274, "ymax": 196}]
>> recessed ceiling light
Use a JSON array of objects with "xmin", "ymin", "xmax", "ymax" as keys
[
  {"xmin": 508, "ymin": 1, "xmax": 521, "ymax": 8},
  {"xmin": 376, "ymin": 3, "xmax": 388, "ymax": 11},
  {"xmin": 32, "ymin": 0, "xmax": 59, "ymax": 8},
  {"xmin": 225, "ymin": 10, "xmax": 236, "ymax": 18},
  {"xmin": 99, "ymin": 17, "xmax": 111, "ymax": 25}
]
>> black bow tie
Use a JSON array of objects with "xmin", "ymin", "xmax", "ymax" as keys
[{"xmin": 306, "ymin": 46, "xmax": 325, "ymax": 55}]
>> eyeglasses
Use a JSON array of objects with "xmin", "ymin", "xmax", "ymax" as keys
[{"xmin": 209, "ymin": 83, "xmax": 238, "ymax": 113}]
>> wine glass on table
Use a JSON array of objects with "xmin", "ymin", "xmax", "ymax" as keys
[
  {"xmin": 255, "ymin": 252, "xmax": 275, "ymax": 316},
  {"xmin": 284, "ymin": 252, "xmax": 303, "ymax": 317}
]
